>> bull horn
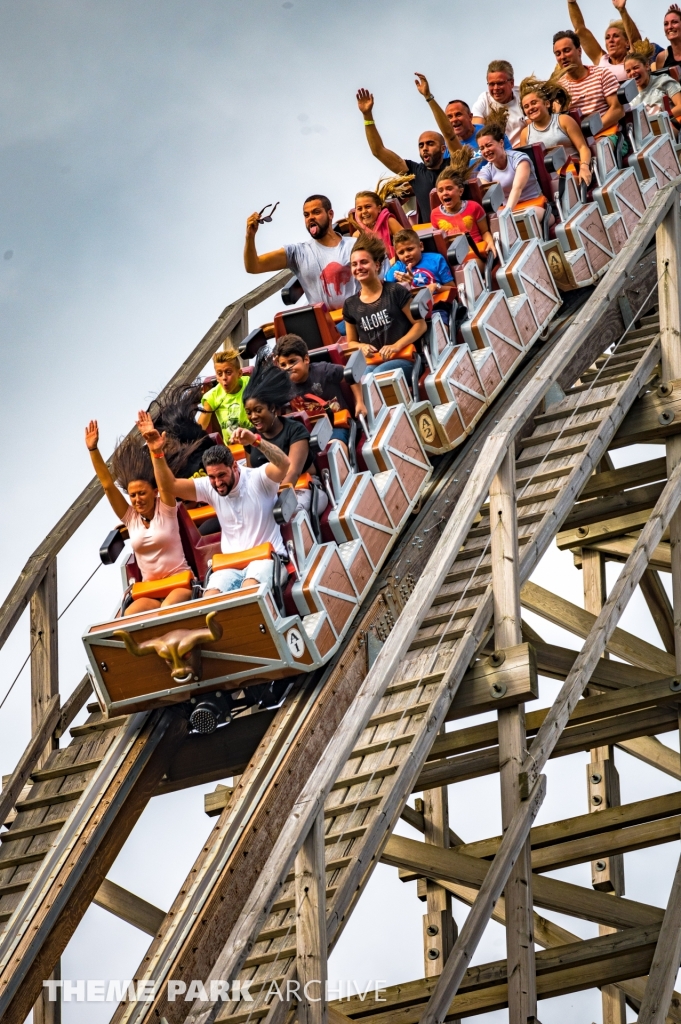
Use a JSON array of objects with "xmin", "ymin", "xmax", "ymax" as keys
[
  {"xmin": 176, "ymin": 612, "xmax": 223, "ymax": 659},
  {"xmin": 112, "ymin": 629, "xmax": 155, "ymax": 658}
]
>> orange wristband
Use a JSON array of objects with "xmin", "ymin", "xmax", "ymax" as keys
[{"xmin": 151, "ymin": 450, "xmax": 165, "ymax": 459}]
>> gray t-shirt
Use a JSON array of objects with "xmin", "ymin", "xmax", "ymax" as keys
[
  {"xmin": 631, "ymin": 73, "xmax": 681, "ymax": 117},
  {"xmin": 284, "ymin": 235, "xmax": 358, "ymax": 310},
  {"xmin": 477, "ymin": 149, "xmax": 542, "ymax": 203}
]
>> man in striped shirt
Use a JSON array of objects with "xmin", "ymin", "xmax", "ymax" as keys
[{"xmin": 554, "ymin": 29, "xmax": 625, "ymax": 131}]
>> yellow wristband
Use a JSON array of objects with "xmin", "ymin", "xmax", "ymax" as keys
[{"xmin": 364, "ymin": 119, "xmax": 375, "ymax": 126}]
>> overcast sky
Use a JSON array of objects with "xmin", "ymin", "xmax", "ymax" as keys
[{"xmin": 0, "ymin": 2, "xmax": 677, "ymax": 1022}]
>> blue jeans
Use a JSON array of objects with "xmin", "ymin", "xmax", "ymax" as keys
[
  {"xmin": 367, "ymin": 359, "xmax": 414, "ymax": 377},
  {"xmin": 208, "ymin": 559, "xmax": 273, "ymax": 593}
]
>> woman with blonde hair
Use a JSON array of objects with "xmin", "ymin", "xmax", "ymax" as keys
[
  {"xmin": 628, "ymin": 39, "xmax": 681, "ymax": 117},
  {"xmin": 567, "ymin": 0, "xmax": 642, "ymax": 82},
  {"xmin": 517, "ymin": 76, "xmax": 593, "ymax": 185}
]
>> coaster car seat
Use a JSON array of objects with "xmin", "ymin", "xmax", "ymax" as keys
[{"xmin": 274, "ymin": 303, "xmax": 341, "ymax": 349}]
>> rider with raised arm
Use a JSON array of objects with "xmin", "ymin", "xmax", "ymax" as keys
[
  {"xmin": 244, "ymin": 196, "xmax": 356, "ymax": 311},
  {"xmin": 136, "ymin": 411, "xmax": 290, "ymax": 596},
  {"xmin": 85, "ymin": 421, "xmax": 192, "ymax": 616},
  {"xmin": 356, "ymin": 86, "xmax": 454, "ymax": 223},
  {"xmin": 414, "ymin": 73, "xmax": 510, "ymax": 166},
  {"xmin": 567, "ymin": 0, "xmax": 642, "ymax": 82}
]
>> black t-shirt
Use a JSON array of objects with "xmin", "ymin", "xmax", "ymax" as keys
[
  {"xmin": 343, "ymin": 282, "xmax": 413, "ymax": 352},
  {"xmin": 247, "ymin": 416, "xmax": 313, "ymax": 473},
  {"xmin": 405, "ymin": 158, "xmax": 448, "ymax": 223},
  {"xmin": 292, "ymin": 362, "xmax": 347, "ymax": 412}
]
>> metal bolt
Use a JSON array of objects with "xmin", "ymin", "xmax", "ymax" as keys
[
  {"xmin": 595, "ymin": 860, "xmax": 607, "ymax": 871},
  {"xmin": 426, "ymin": 925, "xmax": 439, "ymax": 937},
  {"xmin": 259, "ymin": 624, "xmax": 266, "ymax": 634},
  {"xmin": 592, "ymin": 794, "xmax": 603, "ymax": 806},
  {"xmin": 427, "ymin": 949, "xmax": 440, "ymax": 960},
  {"xmin": 590, "ymin": 773, "xmax": 602, "ymax": 785},
  {"xmin": 490, "ymin": 682, "xmax": 507, "ymax": 699},
  {"xmin": 100, "ymin": 662, "xmax": 108, "ymax": 672},
  {"xmin": 670, "ymin": 678, "xmax": 681, "ymax": 692}
]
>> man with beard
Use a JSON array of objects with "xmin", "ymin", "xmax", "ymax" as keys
[
  {"xmin": 356, "ymin": 86, "xmax": 452, "ymax": 223},
  {"xmin": 244, "ymin": 195, "xmax": 357, "ymax": 310},
  {"xmin": 136, "ymin": 412, "xmax": 290, "ymax": 595}
]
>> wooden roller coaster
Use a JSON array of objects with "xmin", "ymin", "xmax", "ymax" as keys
[{"xmin": 4, "ymin": 93, "xmax": 681, "ymax": 1024}]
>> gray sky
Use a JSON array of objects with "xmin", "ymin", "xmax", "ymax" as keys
[{"xmin": 0, "ymin": 2, "xmax": 676, "ymax": 1021}]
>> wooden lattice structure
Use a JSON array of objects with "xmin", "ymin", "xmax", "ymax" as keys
[{"xmin": 3, "ymin": 181, "xmax": 681, "ymax": 1024}]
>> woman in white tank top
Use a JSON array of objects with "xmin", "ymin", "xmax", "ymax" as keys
[{"xmin": 517, "ymin": 77, "xmax": 593, "ymax": 186}]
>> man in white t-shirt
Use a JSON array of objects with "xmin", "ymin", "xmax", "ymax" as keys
[
  {"xmin": 471, "ymin": 60, "xmax": 526, "ymax": 148},
  {"xmin": 244, "ymin": 195, "xmax": 357, "ymax": 310},
  {"xmin": 136, "ymin": 412, "xmax": 290, "ymax": 594}
]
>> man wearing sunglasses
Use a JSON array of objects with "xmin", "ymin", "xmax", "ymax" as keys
[{"xmin": 244, "ymin": 195, "xmax": 357, "ymax": 310}]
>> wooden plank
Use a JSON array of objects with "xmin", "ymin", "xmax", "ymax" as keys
[
  {"xmin": 577, "ymin": 533, "xmax": 672, "ymax": 571},
  {"xmin": 447, "ymin": 644, "xmax": 538, "ymax": 719},
  {"xmin": 421, "ymin": 782, "xmax": 456, "ymax": 981},
  {"xmin": 0, "ymin": 270, "xmax": 289, "ymax": 657},
  {"xmin": 521, "ymin": 581, "xmax": 676, "ymax": 675},
  {"xmin": 0, "ymin": 694, "xmax": 61, "ymax": 829},
  {"xmin": 93, "ymin": 878, "xmax": 166, "ymax": 936},
  {"xmin": 533, "ymin": 640, "xmax": 663, "ymax": 687},
  {"xmin": 525, "ymin": 461, "xmax": 681, "ymax": 792},
  {"xmin": 295, "ymin": 813, "xmax": 327, "ymax": 1024},
  {"xmin": 610, "ymin": 377, "xmax": 681, "ymax": 448},
  {"xmin": 54, "ymin": 675, "xmax": 93, "ymax": 740},
  {"xmin": 418, "ymin": 776, "xmax": 545, "ymax": 1024},
  {"xmin": 489, "ymin": 450, "xmax": 536, "ymax": 1024}
]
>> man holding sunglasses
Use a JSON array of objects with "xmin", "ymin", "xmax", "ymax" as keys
[{"xmin": 244, "ymin": 195, "xmax": 357, "ymax": 310}]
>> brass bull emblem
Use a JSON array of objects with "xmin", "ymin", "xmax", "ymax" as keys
[{"xmin": 113, "ymin": 611, "xmax": 223, "ymax": 684}]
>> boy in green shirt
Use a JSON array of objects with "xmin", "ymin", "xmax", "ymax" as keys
[{"xmin": 198, "ymin": 348, "xmax": 251, "ymax": 443}]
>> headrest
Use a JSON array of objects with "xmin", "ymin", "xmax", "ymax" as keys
[
  {"xmin": 344, "ymin": 348, "xmax": 367, "ymax": 384},
  {"xmin": 410, "ymin": 287, "xmax": 434, "ymax": 322},
  {"xmin": 281, "ymin": 276, "xmax": 305, "ymax": 306},
  {"xmin": 545, "ymin": 146, "xmax": 567, "ymax": 173},
  {"xmin": 580, "ymin": 113, "xmax": 604, "ymax": 139},
  {"xmin": 309, "ymin": 415, "xmax": 333, "ymax": 455},
  {"xmin": 446, "ymin": 234, "xmax": 471, "ymax": 267},
  {"xmin": 617, "ymin": 78, "xmax": 638, "ymax": 106},
  {"xmin": 482, "ymin": 182, "xmax": 504, "ymax": 214}
]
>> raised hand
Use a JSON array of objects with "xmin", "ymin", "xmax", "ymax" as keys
[
  {"xmin": 231, "ymin": 427, "xmax": 258, "ymax": 446},
  {"xmin": 136, "ymin": 410, "xmax": 166, "ymax": 453},
  {"xmin": 85, "ymin": 420, "xmax": 99, "ymax": 452},
  {"xmin": 611, "ymin": 0, "xmax": 626, "ymax": 10},
  {"xmin": 356, "ymin": 88, "xmax": 375, "ymax": 117},
  {"xmin": 246, "ymin": 211, "xmax": 261, "ymax": 237},
  {"xmin": 414, "ymin": 72, "xmax": 431, "ymax": 98}
]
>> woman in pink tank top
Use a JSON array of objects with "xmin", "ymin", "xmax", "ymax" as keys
[
  {"xmin": 568, "ymin": 0, "xmax": 643, "ymax": 83},
  {"xmin": 350, "ymin": 189, "xmax": 403, "ymax": 257},
  {"xmin": 85, "ymin": 421, "xmax": 193, "ymax": 616}
]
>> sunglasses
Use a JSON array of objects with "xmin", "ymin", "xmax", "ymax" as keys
[{"xmin": 257, "ymin": 202, "xmax": 280, "ymax": 224}]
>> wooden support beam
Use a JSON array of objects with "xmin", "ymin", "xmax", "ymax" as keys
[
  {"xmin": 489, "ymin": 450, "xmax": 536, "ymax": 1024},
  {"xmin": 30, "ymin": 562, "xmax": 59, "ymax": 769},
  {"xmin": 421, "ymin": 784, "xmax": 456, "ymax": 983},
  {"xmin": 418, "ymin": 776, "xmax": 545, "ymax": 1024},
  {"xmin": 640, "ymin": 569, "xmax": 676, "ymax": 655},
  {"xmin": 93, "ymin": 878, "xmax": 166, "ymax": 936},
  {"xmin": 578, "ymin": 457, "xmax": 667, "ymax": 500},
  {"xmin": 524, "ymin": 461, "xmax": 681, "ymax": 791},
  {"xmin": 29, "ymin": 561, "xmax": 60, "ymax": 1024},
  {"xmin": 533, "ymin": 640, "xmax": 663, "ymax": 688},
  {"xmin": 617, "ymin": 736, "xmax": 681, "ymax": 780},
  {"xmin": 574, "ymin": 533, "xmax": 672, "ymax": 572},
  {"xmin": 638, "ymin": 845, "xmax": 681, "ymax": 1024},
  {"xmin": 521, "ymin": 581, "xmax": 676, "ymax": 675},
  {"xmin": 582, "ymin": 546, "xmax": 626, "ymax": 1023},
  {"xmin": 558, "ymin": 505, "xmax": 656, "ymax": 549},
  {"xmin": 611, "ymin": 377, "xmax": 681, "ymax": 448},
  {"xmin": 295, "ymin": 813, "xmax": 328, "ymax": 1024},
  {"xmin": 382, "ymin": 832, "xmax": 664, "ymax": 931}
]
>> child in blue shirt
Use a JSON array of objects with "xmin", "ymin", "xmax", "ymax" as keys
[{"xmin": 385, "ymin": 229, "xmax": 454, "ymax": 292}]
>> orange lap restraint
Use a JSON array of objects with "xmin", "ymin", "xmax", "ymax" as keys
[
  {"xmin": 211, "ymin": 542, "xmax": 274, "ymax": 573},
  {"xmin": 364, "ymin": 343, "xmax": 416, "ymax": 366},
  {"xmin": 131, "ymin": 569, "xmax": 194, "ymax": 601}
]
